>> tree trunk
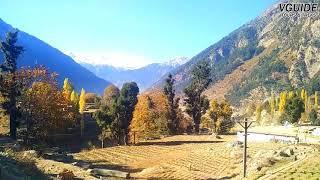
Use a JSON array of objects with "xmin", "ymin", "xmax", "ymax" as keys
[
  {"xmin": 123, "ymin": 130, "xmax": 128, "ymax": 145},
  {"xmin": 9, "ymin": 113, "xmax": 16, "ymax": 140},
  {"xmin": 194, "ymin": 123, "xmax": 200, "ymax": 134}
]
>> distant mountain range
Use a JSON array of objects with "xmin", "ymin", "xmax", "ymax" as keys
[
  {"xmin": 0, "ymin": 18, "xmax": 110, "ymax": 94},
  {"xmin": 73, "ymin": 55, "xmax": 188, "ymax": 91}
]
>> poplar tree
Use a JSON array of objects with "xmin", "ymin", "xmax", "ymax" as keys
[
  {"xmin": 269, "ymin": 92, "xmax": 276, "ymax": 117},
  {"xmin": 79, "ymin": 88, "xmax": 86, "ymax": 136},
  {"xmin": 288, "ymin": 91, "xmax": 294, "ymax": 99},
  {"xmin": 315, "ymin": 91, "xmax": 318, "ymax": 109},
  {"xmin": 279, "ymin": 91, "xmax": 287, "ymax": 113},
  {"xmin": 255, "ymin": 104, "xmax": 263, "ymax": 123},
  {"xmin": 70, "ymin": 90, "xmax": 79, "ymax": 106},
  {"xmin": 79, "ymin": 88, "xmax": 86, "ymax": 114},
  {"xmin": 63, "ymin": 78, "xmax": 73, "ymax": 100},
  {"xmin": 301, "ymin": 89, "xmax": 306, "ymax": 100},
  {"xmin": 0, "ymin": 30, "xmax": 24, "ymax": 139}
]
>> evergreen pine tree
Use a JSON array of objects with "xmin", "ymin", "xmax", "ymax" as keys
[
  {"xmin": 116, "ymin": 82, "xmax": 139, "ymax": 145},
  {"xmin": 184, "ymin": 61, "xmax": 211, "ymax": 134},
  {"xmin": 0, "ymin": 30, "xmax": 24, "ymax": 139},
  {"xmin": 163, "ymin": 73, "xmax": 180, "ymax": 134}
]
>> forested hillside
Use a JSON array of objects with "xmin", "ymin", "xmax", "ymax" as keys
[{"xmin": 154, "ymin": 0, "xmax": 320, "ymax": 106}]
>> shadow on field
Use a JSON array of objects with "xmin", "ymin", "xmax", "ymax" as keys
[
  {"xmin": 74, "ymin": 159, "xmax": 143, "ymax": 173},
  {"xmin": 136, "ymin": 140, "xmax": 224, "ymax": 146},
  {"xmin": 42, "ymin": 154, "xmax": 143, "ymax": 174}
]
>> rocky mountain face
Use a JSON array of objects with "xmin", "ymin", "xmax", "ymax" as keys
[
  {"xmin": 0, "ymin": 18, "xmax": 110, "ymax": 94},
  {"xmin": 80, "ymin": 57, "xmax": 188, "ymax": 91},
  {"xmin": 154, "ymin": 0, "xmax": 320, "ymax": 105}
]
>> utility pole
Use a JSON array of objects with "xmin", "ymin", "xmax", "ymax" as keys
[{"xmin": 238, "ymin": 118, "xmax": 253, "ymax": 178}]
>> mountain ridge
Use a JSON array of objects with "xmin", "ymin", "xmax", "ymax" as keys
[
  {"xmin": 153, "ymin": 0, "xmax": 320, "ymax": 106},
  {"xmin": 79, "ymin": 57, "xmax": 189, "ymax": 90},
  {"xmin": 0, "ymin": 18, "xmax": 110, "ymax": 94}
]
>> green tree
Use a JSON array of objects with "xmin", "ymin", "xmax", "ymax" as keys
[
  {"xmin": 163, "ymin": 73, "xmax": 180, "ymax": 134},
  {"xmin": 284, "ymin": 95, "xmax": 305, "ymax": 124},
  {"xmin": 103, "ymin": 84, "xmax": 120, "ymax": 106},
  {"xmin": 184, "ymin": 61, "xmax": 211, "ymax": 134},
  {"xmin": 0, "ymin": 30, "xmax": 24, "ymax": 139},
  {"xmin": 94, "ymin": 105, "xmax": 113, "ymax": 147},
  {"xmin": 94, "ymin": 85, "xmax": 120, "ymax": 146},
  {"xmin": 115, "ymin": 82, "xmax": 139, "ymax": 145}
]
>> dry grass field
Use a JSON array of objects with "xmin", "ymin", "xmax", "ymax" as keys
[
  {"xmin": 263, "ymin": 147, "xmax": 320, "ymax": 180},
  {"xmin": 74, "ymin": 135, "xmax": 296, "ymax": 179}
]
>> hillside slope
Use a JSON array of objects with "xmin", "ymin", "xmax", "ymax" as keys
[
  {"xmin": 154, "ymin": 0, "xmax": 320, "ymax": 105},
  {"xmin": 0, "ymin": 18, "xmax": 110, "ymax": 94}
]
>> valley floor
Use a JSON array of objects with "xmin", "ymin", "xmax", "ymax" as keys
[
  {"xmin": 2, "ymin": 134, "xmax": 320, "ymax": 179},
  {"xmin": 73, "ymin": 135, "xmax": 309, "ymax": 179}
]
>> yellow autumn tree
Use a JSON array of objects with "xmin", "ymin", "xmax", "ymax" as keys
[
  {"xmin": 301, "ymin": 89, "xmax": 306, "ymax": 100},
  {"xmin": 279, "ymin": 91, "xmax": 287, "ymax": 113},
  {"xmin": 288, "ymin": 91, "xmax": 294, "ymax": 99},
  {"xmin": 304, "ymin": 91, "xmax": 308, "ymax": 112},
  {"xmin": 130, "ymin": 91, "xmax": 169, "ymax": 141},
  {"xmin": 79, "ymin": 88, "xmax": 86, "ymax": 114},
  {"xmin": 207, "ymin": 99, "xmax": 233, "ymax": 134},
  {"xmin": 255, "ymin": 104, "xmax": 263, "ymax": 123},
  {"xmin": 79, "ymin": 88, "xmax": 86, "ymax": 136},
  {"xmin": 70, "ymin": 90, "xmax": 79, "ymax": 107},
  {"xmin": 315, "ymin": 91, "xmax": 318, "ymax": 109},
  {"xmin": 269, "ymin": 92, "xmax": 276, "ymax": 117},
  {"xmin": 63, "ymin": 78, "xmax": 73, "ymax": 100}
]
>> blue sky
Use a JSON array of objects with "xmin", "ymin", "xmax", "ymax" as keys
[{"xmin": 0, "ymin": 0, "xmax": 276, "ymax": 68}]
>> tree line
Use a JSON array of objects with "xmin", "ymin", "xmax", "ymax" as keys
[{"xmin": 253, "ymin": 88, "xmax": 319, "ymax": 125}]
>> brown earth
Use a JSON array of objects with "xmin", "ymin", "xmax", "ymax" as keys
[{"xmin": 74, "ymin": 135, "xmax": 290, "ymax": 179}]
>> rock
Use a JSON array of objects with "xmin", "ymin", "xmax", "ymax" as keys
[
  {"xmin": 91, "ymin": 168, "xmax": 130, "ymax": 178},
  {"xmin": 23, "ymin": 150, "xmax": 38, "ymax": 158},
  {"xmin": 277, "ymin": 147, "xmax": 294, "ymax": 158},
  {"xmin": 228, "ymin": 141, "xmax": 243, "ymax": 148},
  {"xmin": 279, "ymin": 150, "xmax": 290, "ymax": 157},
  {"xmin": 12, "ymin": 143, "xmax": 22, "ymax": 151},
  {"xmin": 285, "ymin": 148, "xmax": 294, "ymax": 156},
  {"xmin": 57, "ymin": 169, "xmax": 75, "ymax": 180},
  {"xmin": 72, "ymin": 161, "xmax": 91, "ymax": 169}
]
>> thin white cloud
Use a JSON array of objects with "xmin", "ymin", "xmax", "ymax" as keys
[{"xmin": 66, "ymin": 51, "xmax": 153, "ymax": 69}]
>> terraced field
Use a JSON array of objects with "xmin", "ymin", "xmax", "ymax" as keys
[{"xmin": 74, "ymin": 135, "xmax": 292, "ymax": 179}]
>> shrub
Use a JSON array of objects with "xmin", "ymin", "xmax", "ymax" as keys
[{"xmin": 309, "ymin": 109, "xmax": 319, "ymax": 125}]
